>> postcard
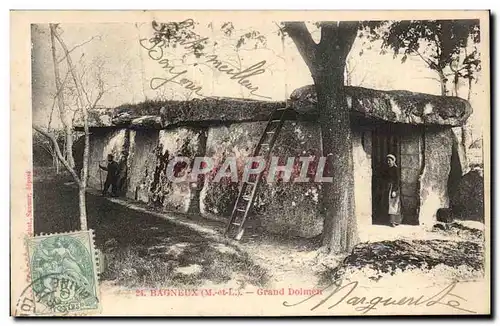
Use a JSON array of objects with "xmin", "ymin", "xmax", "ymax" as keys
[{"xmin": 10, "ymin": 10, "xmax": 490, "ymax": 316}]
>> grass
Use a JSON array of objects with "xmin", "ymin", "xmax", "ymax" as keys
[
  {"xmin": 318, "ymin": 238, "xmax": 484, "ymax": 285},
  {"xmin": 33, "ymin": 168, "xmax": 269, "ymax": 288},
  {"xmin": 104, "ymin": 242, "xmax": 269, "ymax": 288}
]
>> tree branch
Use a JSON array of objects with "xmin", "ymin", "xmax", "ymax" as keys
[
  {"xmin": 319, "ymin": 22, "xmax": 337, "ymax": 47},
  {"xmin": 412, "ymin": 48, "xmax": 439, "ymax": 70},
  {"xmin": 446, "ymin": 65, "xmax": 468, "ymax": 76},
  {"xmin": 434, "ymin": 34, "xmax": 442, "ymax": 60},
  {"xmin": 57, "ymin": 35, "xmax": 100, "ymax": 64},
  {"xmin": 283, "ymin": 21, "xmax": 318, "ymax": 74},
  {"xmin": 33, "ymin": 126, "xmax": 81, "ymax": 185},
  {"xmin": 338, "ymin": 21, "xmax": 360, "ymax": 58},
  {"xmin": 53, "ymin": 26, "xmax": 92, "ymax": 193},
  {"xmin": 354, "ymin": 71, "xmax": 369, "ymax": 86},
  {"xmin": 318, "ymin": 22, "xmax": 359, "ymax": 54},
  {"xmin": 347, "ymin": 58, "xmax": 359, "ymax": 75},
  {"xmin": 80, "ymin": 78, "xmax": 93, "ymax": 107},
  {"xmin": 53, "ymin": 28, "xmax": 86, "ymax": 110},
  {"xmin": 34, "ymin": 134, "xmax": 56, "ymax": 156},
  {"xmin": 238, "ymin": 46, "xmax": 285, "ymax": 61},
  {"xmin": 50, "ymin": 24, "xmax": 70, "ymax": 129},
  {"xmin": 420, "ymin": 76, "xmax": 442, "ymax": 82},
  {"xmin": 90, "ymin": 85, "xmax": 106, "ymax": 110},
  {"xmin": 71, "ymin": 108, "xmax": 81, "ymax": 126},
  {"xmin": 272, "ymin": 21, "xmax": 286, "ymax": 39}
]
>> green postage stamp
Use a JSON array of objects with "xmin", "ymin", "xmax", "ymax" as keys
[{"xmin": 25, "ymin": 230, "xmax": 100, "ymax": 315}]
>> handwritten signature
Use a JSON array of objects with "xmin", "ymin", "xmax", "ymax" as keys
[
  {"xmin": 139, "ymin": 19, "xmax": 270, "ymax": 99},
  {"xmin": 139, "ymin": 37, "xmax": 204, "ymax": 96},
  {"xmin": 283, "ymin": 280, "xmax": 476, "ymax": 314}
]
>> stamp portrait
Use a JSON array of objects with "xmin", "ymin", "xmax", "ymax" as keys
[
  {"xmin": 10, "ymin": 10, "xmax": 490, "ymax": 317},
  {"xmin": 25, "ymin": 230, "xmax": 100, "ymax": 315}
]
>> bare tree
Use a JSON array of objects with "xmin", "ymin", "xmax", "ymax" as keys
[
  {"xmin": 49, "ymin": 24, "xmax": 75, "ymax": 168},
  {"xmin": 33, "ymin": 24, "xmax": 109, "ymax": 231},
  {"xmin": 344, "ymin": 56, "xmax": 368, "ymax": 87},
  {"xmin": 33, "ymin": 129, "xmax": 63, "ymax": 173},
  {"xmin": 36, "ymin": 97, "xmax": 65, "ymax": 173}
]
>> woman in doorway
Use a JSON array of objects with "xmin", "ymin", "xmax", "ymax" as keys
[{"xmin": 383, "ymin": 154, "xmax": 401, "ymax": 227}]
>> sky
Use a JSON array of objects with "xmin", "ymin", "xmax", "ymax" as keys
[{"xmin": 31, "ymin": 21, "xmax": 487, "ymax": 139}]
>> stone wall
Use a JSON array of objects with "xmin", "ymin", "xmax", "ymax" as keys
[
  {"xmin": 200, "ymin": 120, "xmax": 323, "ymax": 238},
  {"xmin": 200, "ymin": 121, "xmax": 265, "ymax": 217},
  {"xmin": 86, "ymin": 122, "xmax": 325, "ymax": 237},
  {"xmin": 352, "ymin": 127, "xmax": 372, "ymax": 229},
  {"xmin": 89, "ymin": 127, "xmax": 203, "ymax": 213},
  {"xmin": 400, "ymin": 127, "xmax": 424, "ymax": 225},
  {"xmin": 88, "ymin": 129, "xmax": 128, "ymax": 190},
  {"xmin": 419, "ymin": 128, "xmax": 453, "ymax": 227},
  {"xmin": 258, "ymin": 121, "xmax": 323, "ymax": 238},
  {"xmin": 126, "ymin": 129, "xmax": 159, "ymax": 201},
  {"xmin": 151, "ymin": 128, "xmax": 202, "ymax": 213},
  {"xmin": 84, "ymin": 121, "xmax": 456, "ymax": 237},
  {"xmin": 125, "ymin": 128, "xmax": 203, "ymax": 213}
]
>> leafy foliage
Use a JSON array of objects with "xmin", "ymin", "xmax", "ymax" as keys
[
  {"xmin": 151, "ymin": 19, "xmax": 208, "ymax": 58},
  {"xmin": 383, "ymin": 20, "xmax": 478, "ymax": 68},
  {"xmin": 151, "ymin": 19, "xmax": 268, "ymax": 59},
  {"xmin": 364, "ymin": 20, "xmax": 481, "ymax": 94}
]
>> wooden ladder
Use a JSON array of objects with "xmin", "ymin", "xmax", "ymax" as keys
[{"xmin": 224, "ymin": 106, "xmax": 289, "ymax": 240}]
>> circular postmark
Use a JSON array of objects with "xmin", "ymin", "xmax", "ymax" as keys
[
  {"xmin": 15, "ymin": 272, "xmax": 100, "ymax": 316},
  {"xmin": 17, "ymin": 232, "xmax": 100, "ymax": 316}
]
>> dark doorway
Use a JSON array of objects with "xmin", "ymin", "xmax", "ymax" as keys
[{"xmin": 371, "ymin": 123, "xmax": 401, "ymax": 225}]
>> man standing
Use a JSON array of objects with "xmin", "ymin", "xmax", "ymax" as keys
[
  {"xmin": 116, "ymin": 151, "xmax": 129, "ymax": 196},
  {"xmin": 99, "ymin": 154, "xmax": 119, "ymax": 197}
]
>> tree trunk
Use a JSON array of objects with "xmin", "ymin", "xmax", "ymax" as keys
[
  {"xmin": 33, "ymin": 126, "xmax": 82, "ymax": 183},
  {"xmin": 284, "ymin": 21, "xmax": 359, "ymax": 253},
  {"xmin": 49, "ymin": 24, "xmax": 75, "ymax": 169},
  {"xmin": 64, "ymin": 129, "xmax": 74, "ymax": 168},
  {"xmin": 438, "ymin": 70, "xmax": 448, "ymax": 96},
  {"xmin": 80, "ymin": 112, "xmax": 90, "ymax": 232},
  {"xmin": 53, "ymin": 153, "xmax": 60, "ymax": 174},
  {"xmin": 344, "ymin": 59, "xmax": 352, "ymax": 86},
  {"xmin": 467, "ymin": 79, "xmax": 473, "ymax": 101},
  {"xmin": 315, "ymin": 74, "xmax": 357, "ymax": 253},
  {"xmin": 453, "ymin": 73, "xmax": 460, "ymax": 97},
  {"xmin": 53, "ymin": 25, "xmax": 90, "ymax": 231},
  {"xmin": 78, "ymin": 185, "xmax": 88, "ymax": 231},
  {"xmin": 187, "ymin": 128, "xmax": 208, "ymax": 217},
  {"xmin": 77, "ymin": 70, "xmax": 91, "ymax": 232}
]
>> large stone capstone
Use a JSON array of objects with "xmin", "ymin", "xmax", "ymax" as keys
[
  {"xmin": 81, "ymin": 97, "xmax": 286, "ymax": 130},
  {"xmin": 289, "ymin": 85, "xmax": 472, "ymax": 127},
  {"xmin": 78, "ymin": 86, "xmax": 472, "ymax": 130}
]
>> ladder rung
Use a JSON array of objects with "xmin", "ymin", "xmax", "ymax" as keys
[{"xmin": 226, "ymin": 109, "xmax": 285, "ymax": 239}]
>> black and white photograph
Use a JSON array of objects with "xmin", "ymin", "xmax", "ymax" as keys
[{"xmin": 10, "ymin": 10, "xmax": 490, "ymax": 316}]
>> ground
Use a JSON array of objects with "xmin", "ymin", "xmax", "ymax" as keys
[
  {"xmin": 33, "ymin": 167, "xmax": 486, "ymax": 293},
  {"xmin": 34, "ymin": 168, "xmax": 268, "ymax": 289}
]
